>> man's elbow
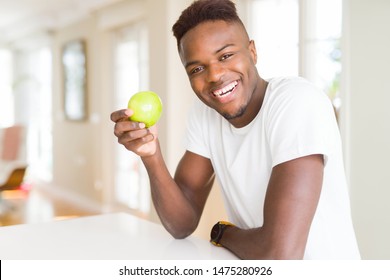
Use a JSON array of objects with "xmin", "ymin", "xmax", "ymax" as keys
[{"xmin": 165, "ymin": 223, "xmax": 197, "ymax": 240}]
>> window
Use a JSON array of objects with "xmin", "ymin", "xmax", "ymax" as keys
[
  {"xmin": 12, "ymin": 47, "xmax": 53, "ymax": 181},
  {"xmin": 249, "ymin": 0, "xmax": 299, "ymax": 79},
  {"xmin": 31, "ymin": 48, "xmax": 53, "ymax": 181},
  {"xmin": 300, "ymin": 0, "xmax": 342, "ymax": 113},
  {"xmin": 113, "ymin": 22, "xmax": 150, "ymax": 213},
  {"xmin": 0, "ymin": 49, "xmax": 14, "ymax": 127},
  {"xmin": 1, "ymin": 47, "xmax": 52, "ymax": 180},
  {"xmin": 249, "ymin": 0, "xmax": 342, "ymax": 114}
]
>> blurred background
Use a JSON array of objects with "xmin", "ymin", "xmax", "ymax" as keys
[{"xmin": 0, "ymin": 0, "xmax": 389, "ymax": 259}]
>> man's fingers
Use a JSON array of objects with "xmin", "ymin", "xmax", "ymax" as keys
[
  {"xmin": 118, "ymin": 128, "xmax": 149, "ymax": 143},
  {"xmin": 123, "ymin": 133, "xmax": 155, "ymax": 152},
  {"xmin": 110, "ymin": 109, "xmax": 132, "ymax": 122}
]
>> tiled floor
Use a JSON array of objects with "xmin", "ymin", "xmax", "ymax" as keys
[{"xmin": 0, "ymin": 186, "xmax": 99, "ymax": 227}]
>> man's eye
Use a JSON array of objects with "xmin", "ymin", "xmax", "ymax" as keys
[
  {"xmin": 221, "ymin": 53, "xmax": 233, "ymax": 61},
  {"xmin": 191, "ymin": 66, "xmax": 203, "ymax": 74}
]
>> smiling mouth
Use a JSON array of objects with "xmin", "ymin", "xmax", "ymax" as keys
[{"xmin": 212, "ymin": 81, "xmax": 238, "ymax": 97}]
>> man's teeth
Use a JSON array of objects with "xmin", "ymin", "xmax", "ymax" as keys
[{"xmin": 213, "ymin": 81, "xmax": 238, "ymax": 97}]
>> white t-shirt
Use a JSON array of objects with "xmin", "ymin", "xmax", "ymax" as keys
[{"xmin": 185, "ymin": 76, "xmax": 360, "ymax": 259}]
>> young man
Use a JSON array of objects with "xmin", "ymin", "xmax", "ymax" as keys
[{"xmin": 111, "ymin": 0, "xmax": 360, "ymax": 259}]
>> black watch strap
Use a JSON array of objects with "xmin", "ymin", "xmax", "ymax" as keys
[{"xmin": 210, "ymin": 221, "xmax": 235, "ymax": 247}]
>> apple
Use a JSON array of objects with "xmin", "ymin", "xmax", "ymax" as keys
[{"xmin": 127, "ymin": 91, "xmax": 163, "ymax": 128}]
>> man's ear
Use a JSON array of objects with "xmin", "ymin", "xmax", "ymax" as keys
[{"xmin": 248, "ymin": 40, "xmax": 257, "ymax": 64}]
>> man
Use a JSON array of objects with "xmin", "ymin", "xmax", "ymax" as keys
[{"xmin": 111, "ymin": 0, "xmax": 360, "ymax": 259}]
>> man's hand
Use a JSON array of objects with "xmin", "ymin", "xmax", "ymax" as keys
[{"xmin": 111, "ymin": 109, "xmax": 158, "ymax": 157}]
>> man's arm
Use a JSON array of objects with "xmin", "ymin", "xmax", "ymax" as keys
[
  {"xmin": 111, "ymin": 109, "xmax": 214, "ymax": 239},
  {"xmin": 142, "ymin": 149, "xmax": 215, "ymax": 238},
  {"xmin": 219, "ymin": 154, "xmax": 323, "ymax": 259}
]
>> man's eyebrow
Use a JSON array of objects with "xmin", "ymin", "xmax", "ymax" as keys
[
  {"xmin": 185, "ymin": 60, "xmax": 200, "ymax": 69},
  {"xmin": 215, "ymin": 43, "xmax": 235, "ymax": 54},
  {"xmin": 184, "ymin": 44, "xmax": 235, "ymax": 69}
]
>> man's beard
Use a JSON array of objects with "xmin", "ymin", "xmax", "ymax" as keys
[{"xmin": 221, "ymin": 105, "xmax": 246, "ymax": 121}]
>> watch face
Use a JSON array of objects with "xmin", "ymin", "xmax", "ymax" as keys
[{"xmin": 210, "ymin": 223, "xmax": 220, "ymax": 241}]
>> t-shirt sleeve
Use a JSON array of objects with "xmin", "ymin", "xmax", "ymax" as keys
[
  {"xmin": 266, "ymin": 80, "xmax": 339, "ymax": 167},
  {"xmin": 183, "ymin": 99, "xmax": 211, "ymax": 159}
]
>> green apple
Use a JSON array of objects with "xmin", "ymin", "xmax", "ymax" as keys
[{"xmin": 127, "ymin": 91, "xmax": 163, "ymax": 128}]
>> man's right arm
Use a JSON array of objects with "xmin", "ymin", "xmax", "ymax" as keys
[
  {"xmin": 142, "ymin": 148, "xmax": 215, "ymax": 238},
  {"xmin": 111, "ymin": 109, "xmax": 214, "ymax": 238}
]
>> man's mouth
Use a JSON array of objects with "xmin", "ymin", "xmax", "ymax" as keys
[{"xmin": 212, "ymin": 81, "xmax": 238, "ymax": 97}]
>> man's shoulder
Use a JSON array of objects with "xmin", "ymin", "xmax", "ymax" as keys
[
  {"xmin": 266, "ymin": 76, "xmax": 326, "ymax": 103},
  {"xmin": 267, "ymin": 76, "xmax": 314, "ymax": 91}
]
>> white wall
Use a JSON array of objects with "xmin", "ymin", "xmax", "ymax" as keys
[
  {"xmin": 52, "ymin": 17, "xmax": 102, "ymax": 203},
  {"xmin": 343, "ymin": 0, "xmax": 390, "ymax": 259}
]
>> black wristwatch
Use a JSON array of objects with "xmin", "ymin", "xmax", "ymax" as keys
[{"xmin": 210, "ymin": 221, "xmax": 235, "ymax": 247}]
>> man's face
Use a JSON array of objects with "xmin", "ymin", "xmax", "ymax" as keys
[{"xmin": 179, "ymin": 20, "xmax": 259, "ymax": 126}]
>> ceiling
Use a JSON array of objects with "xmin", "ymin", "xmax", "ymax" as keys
[{"xmin": 0, "ymin": 0, "xmax": 120, "ymax": 46}]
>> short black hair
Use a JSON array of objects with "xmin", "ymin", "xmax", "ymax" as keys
[{"xmin": 172, "ymin": 0, "xmax": 245, "ymax": 49}]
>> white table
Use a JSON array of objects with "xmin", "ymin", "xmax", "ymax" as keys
[{"xmin": 0, "ymin": 212, "xmax": 237, "ymax": 259}]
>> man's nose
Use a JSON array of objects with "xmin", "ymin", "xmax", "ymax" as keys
[{"xmin": 207, "ymin": 62, "xmax": 224, "ymax": 83}]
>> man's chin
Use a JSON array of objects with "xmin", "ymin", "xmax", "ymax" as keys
[{"xmin": 221, "ymin": 106, "xmax": 246, "ymax": 121}]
